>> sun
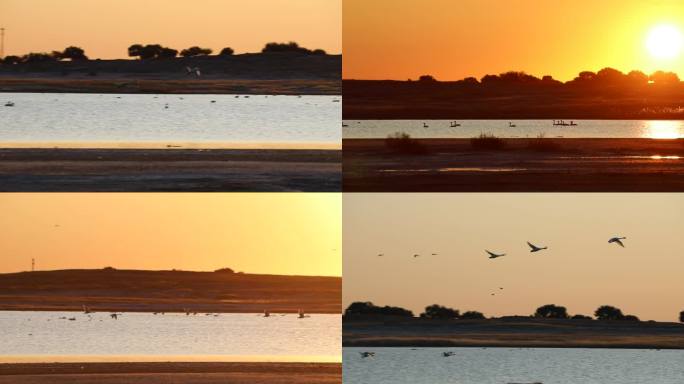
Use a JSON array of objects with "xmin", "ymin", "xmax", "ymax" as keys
[{"xmin": 646, "ymin": 24, "xmax": 683, "ymax": 60}]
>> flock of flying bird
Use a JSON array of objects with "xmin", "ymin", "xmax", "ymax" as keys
[
  {"xmin": 364, "ymin": 232, "xmax": 627, "ymax": 363},
  {"xmin": 377, "ymin": 236, "xmax": 627, "ymax": 261}
]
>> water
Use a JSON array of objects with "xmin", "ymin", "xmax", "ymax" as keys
[
  {"xmin": 0, "ymin": 311, "xmax": 341, "ymax": 363},
  {"xmin": 344, "ymin": 347, "xmax": 684, "ymax": 384},
  {"xmin": 0, "ymin": 93, "xmax": 341, "ymax": 147},
  {"xmin": 343, "ymin": 120, "xmax": 684, "ymax": 139}
]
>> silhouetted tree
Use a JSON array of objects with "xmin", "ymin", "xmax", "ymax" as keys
[
  {"xmin": 1, "ymin": 55, "xmax": 22, "ymax": 65},
  {"xmin": 461, "ymin": 76, "xmax": 479, "ymax": 85},
  {"xmin": 650, "ymin": 70, "xmax": 680, "ymax": 85},
  {"xmin": 460, "ymin": 311, "xmax": 486, "ymax": 320},
  {"xmin": 139, "ymin": 44, "xmax": 163, "ymax": 60},
  {"xmin": 262, "ymin": 41, "xmax": 311, "ymax": 54},
  {"xmin": 574, "ymin": 71, "xmax": 597, "ymax": 82},
  {"xmin": 420, "ymin": 304, "xmax": 459, "ymax": 319},
  {"xmin": 180, "ymin": 46, "xmax": 213, "ymax": 57},
  {"xmin": 680, "ymin": 311, "xmax": 684, "ymax": 323},
  {"xmin": 571, "ymin": 314, "xmax": 593, "ymax": 320},
  {"xmin": 61, "ymin": 46, "xmax": 88, "ymax": 61},
  {"xmin": 311, "ymin": 48, "xmax": 327, "ymax": 55},
  {"xmin": 622, "ymin": 314, "xmax": 640, "ymax": 322},
  {"xmin": 418, "ymin": 75, "xmax": 437, "ymax": 83},
  {"xmin": 219, "ymin": 47, "xmax": 235, "ymax": 56},
  {"xmin": 22, "ymin": 52, "xmax": 58, "ymax": 63},
  {"xmin": 214, "ymin": 267, "xmax": 235, "ymax": 273},
  {"xmin": 128, "ymin": 44, "xmax": 144, "ymax": 58},
  {"xmin": 344, "ymin": 301, "xmax": 414, "ymax": 317},
  {"xmin": 127, "ymin": 44, "xmax": 178, "ymax": 60},
  {"xmin": 158, "ymin": 47, "xmax": 178, "ymax": 58},
  {"xmin": 626, "ymin": 70, "xmax": 648, "ymax": 85},
  {"xmin": 534, "ymin": 304, "xmax": 569, "ymax": 319},
  {"xmin": 595, "ymin": 305, "xmax": 624, "ymax": 320},
  {"xmin": 595, "ymin": 67, "xmax": 625, "ymax": 84}
]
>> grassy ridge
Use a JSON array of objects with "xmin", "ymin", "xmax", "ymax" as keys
[{"xmin": 0, "ymin": 269, "xmax": 341, "ymax": 313}]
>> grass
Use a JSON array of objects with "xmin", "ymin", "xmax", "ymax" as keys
[
  {"xmin": 527, "ymin": 133, "xmax": 562, "ymax": 151},
  {"xmin": 385, "ymin": 132, "xmax": 428, "ymax": 155},
  {"xmin": 470, "ymin": 133, "xmax": 506, "ymax": 150}
]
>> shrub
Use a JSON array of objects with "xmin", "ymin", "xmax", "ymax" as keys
[
  {"xmin": 460, "ymin": 311, "xmax": 486, "ymax": 320},
  {"xmin": 385, "ymin": 132, "xmax": 428, "ymax": 155},
  {"xmin": 595, "ymin": 305, "xmax": 624, "ymax": 320},
  {"xmin": 470, "ymin": 133, "xmax": 505, "ymax": 150},
  {"xmin": 420, "ymin": 304, "xmax": 460, "ymax": 319},
  {"xmin": 214, "ymin": 267, "xmax": 235, "ymax": 273},
  {"xmin": 219, "ymin": 47, "xmax": 235, "ymax": 56},
  {"xmin": 571, "ymin": 314, "xmax": 593, "ymax": 320},
  {"xmin": 344, "ymin": 301, "xmax": 414, "ymax": 317},
  {"xmin": 534, "ymin": 304, "xmax": 569, "ymax": 319},
  {"xmin": 180, "ymin": 46, "xmax": 213, "ymax": 57}
]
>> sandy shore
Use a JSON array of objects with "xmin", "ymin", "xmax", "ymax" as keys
[
  {"xmin": 0, "ymin": 362, "xmax": 341, "ymax": 384},
  {"xmin": 0, "ymin": 148, "xmax": 341, "ymax": 191},
  {"xmin": 344, "ymin": 317, "xmax": 684, "ymax": 349},
  {"xmin": 343, "ymin": 138, "xmax": 684, "ymax": 191}
]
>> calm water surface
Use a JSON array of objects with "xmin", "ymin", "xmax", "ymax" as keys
[
  {"xmin": 344, "ymin": 347, "xmax": 684, "ymax": 384},
  {"xmin": 0, "ymin": 311, "xmax": 340, "ymax": 362},
  {"xmin": 343, "ymin": 120, "xmax": 684, "ymax": 139},
  {"xmin": 0, "ymin": 93, "xmax": 341, "ymax": 147}
]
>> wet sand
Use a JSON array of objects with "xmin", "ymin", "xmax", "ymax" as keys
[
  {"xmin": 0, "ymin": 148, "xmax": 341, "ymax": 192},
  {"xmin": 344, "ymin": 317, "xmax": 684, "ymax": 349},
  {"xmin": 0, "ymin": 362, "xmax": 341, "ymax": 384},
  {"xmin": 343, "ymin": 138, "xmax": 684, "ymax": 191}
]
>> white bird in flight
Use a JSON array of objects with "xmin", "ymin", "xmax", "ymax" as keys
[
  {"xmin": 485, "ymin": 250, "xmax": 505, "ymax": 259},
  {"xmin": 527, "ymin": 241, "xmax": 548, "ymax": 252},
  {"xmin": 185, "ymin": 66, "xmax": 201, "ymax": 77},
  {"xmin": 608, "ymin": 236, "xmax": 626, "ymax": 247}
]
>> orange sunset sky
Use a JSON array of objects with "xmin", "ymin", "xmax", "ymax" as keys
[
  {"xmin": 0, "ymin": 0, "xmax": 341, "ymax": 58},
  {"xmin": 0, "ymin": 193, "xmax": 341, "ymax": 276},
  {"xmin": 344, "ymin": 194, "xmax": 684, "ymax": 322},
  {"xmin": 344, "ymin": 0, "xmax": 684, "ymax": 81}
]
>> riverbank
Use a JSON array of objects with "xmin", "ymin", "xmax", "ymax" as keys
[
  {"xmin": 0, "ymin": 148, "xmax": 341, "ymax": 192},
  {"xmin": 343, "ymin": 138, "xmax": 684, "ymax": 191},
  {"xmin": 344, "ymin": 316, "xmax": 684, "ymax": 349},
  {"xmin": 0, "ymin": 362, "xmax": 341, "ymax": 384}
]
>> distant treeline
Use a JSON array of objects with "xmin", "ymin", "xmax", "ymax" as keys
[
  {"xmin": 345, "ymin": 301, "xmax": 684, "ymax": 323},
  {"xmin": 343, "ymin": 68, "xmax": 684, "ymax": 119},
  {"xmin": 0, "ymin": 41, "xmax": 328, "ymax": 65},
  {"xmin": 412, "ymin": 68, "xmax": 680, "ymax": 87}
]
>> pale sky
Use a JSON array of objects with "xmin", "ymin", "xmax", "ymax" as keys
[
  {"xmin": 0, "ymin": 193, "xmax": 341, "ymax": 276},
  {"xmin": 344, "ymin": 193, "xmax": 684, "ymax": 322},
  {"xmin": 0, "ymin": 0, "xmax": 341, "ymax": 58},
  {"xmin": 344, "ymin": 0, "xmax": 684, "ymax": 81}
]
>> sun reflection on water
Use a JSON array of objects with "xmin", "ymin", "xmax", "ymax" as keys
[{"xmin": 644, "ymin": 121, "xmax": 684, "ymax": 139}]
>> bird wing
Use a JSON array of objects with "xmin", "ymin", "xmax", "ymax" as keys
[
  {"xmin": 486, "ymin": 250, "xmax": 502, "ymax": 257},
  {"xmin": 615, "ymin": 239, "xmax": 625, "ymax": 247},
  {"xmin": 527, "ymin": 241, "xmax": 538, "ymax": 250}
]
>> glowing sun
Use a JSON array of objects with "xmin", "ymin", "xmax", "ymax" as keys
[{"xmin": 646, "ymin": 24, "xmax": 683, "ymax": 59}]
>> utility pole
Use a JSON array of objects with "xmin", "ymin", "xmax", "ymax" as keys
[{"xmin": 0, "ymin": 28, "xmax": 5, "ymax": 58}]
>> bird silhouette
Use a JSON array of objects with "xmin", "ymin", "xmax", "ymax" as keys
[
  {"xmin": 527, "ymin": 241, "xmax": 548, "ymax": 252},
  {"xmin": 485, "ymin": 250, "xmax": 506, "ymax": 259},
  {"xmin": 609, "ymin": 236, "xmax": 626, "ymax": 247}
]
